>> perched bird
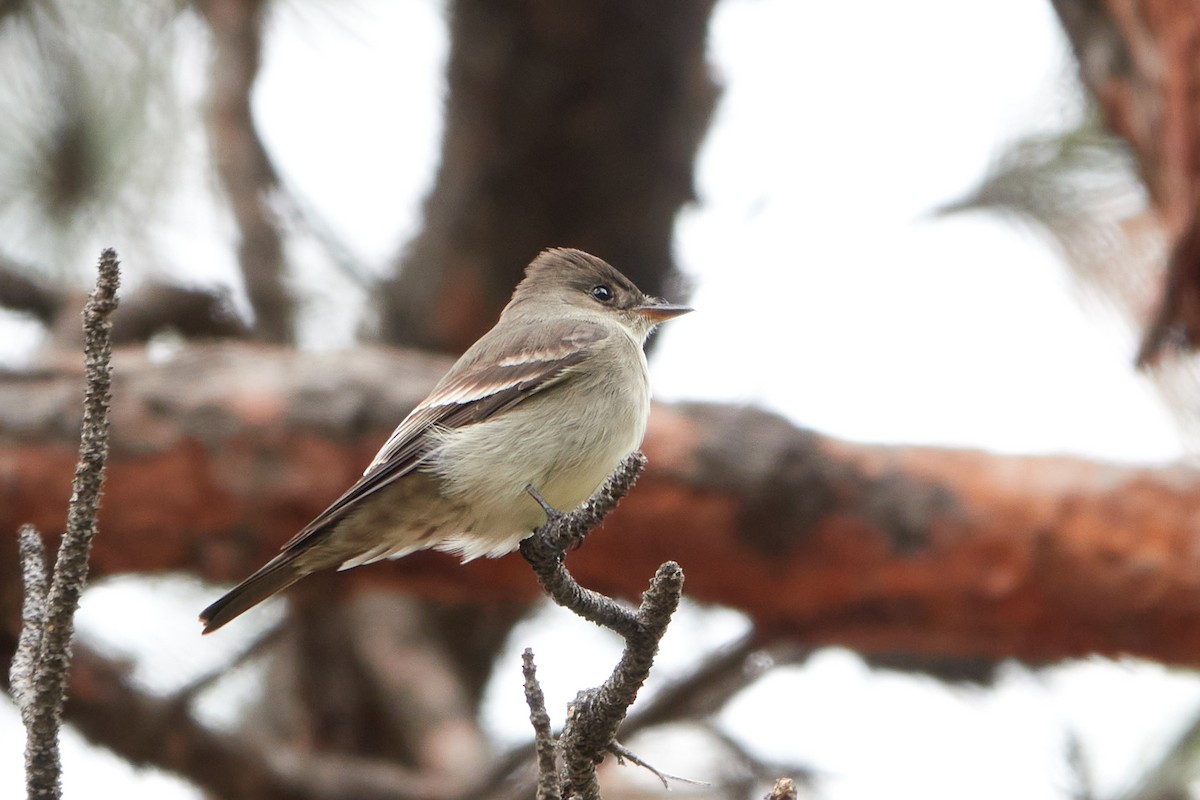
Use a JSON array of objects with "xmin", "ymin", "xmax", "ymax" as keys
[{"xmin": 200, "ymin": 248, "xmax": 691, "ymax": 632}]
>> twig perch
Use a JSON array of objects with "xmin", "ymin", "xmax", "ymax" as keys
[
  {"xmin": 765, "ymin": 777, "xmax": 798, "ymax": 800},
  {"xmin": 522, "ymin": 650, "xmax": 561, "ymax": 800},
  {"xmin": 520, "ymin": 453, "xmax": 650, "ymax": 640},
  {"xmin": 11, "ymin": 248, "xmax": 120, "ymax": 800},
  {"xmin": 519, "ymin": 452, "xmax": 686, "ymax": 800},
  {"xmin": 10, "ymin": 525, "xmax": 49, "ymax": 719}
]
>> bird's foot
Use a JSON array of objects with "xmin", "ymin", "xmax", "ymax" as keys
[
  {"xmin": 525, "ymin": 483, "xmax": 563, "ymax": 521},
  {"xmin": 526, "ymin": 484, "xmax": 587, "ymax": 550}
]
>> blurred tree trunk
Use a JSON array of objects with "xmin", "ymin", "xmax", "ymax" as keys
[{"xmin": 377, "ymin": 0, "xmax": 717, "ymax": 352}]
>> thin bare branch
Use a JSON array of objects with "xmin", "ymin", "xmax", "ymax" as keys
[
  {"xmin": 765, "ymin": 777, "xmax": 799, "ymax": 800},
  {"xmin": 522, "ymin": 649, "xmax": 560, "ymax": 800},
  {"xmin": 461, "ymin": 634, "xmax": 792, "ymax": 800},
  {"xmin": 519, "ymin": 452, "xmax": 685, "ymax": 799},
  {"xmin": 620, "ymin": 635, "xmax": 805, "ymax": 736},
  {"xmin": 701, "ymin": 724, "xmax": 814, "ymax": 792},
  {"xmin": 0, "ymin": 636, "xmax": 465, "ymax": 800},
  {"xmin": 557, "ymin": 562, "xmax": 683, "ymax": 800},
  {"xmin": 167, "ymin": 623, "xmax": 282, "ymax": 709},
  {"xmin": 605, "ymin": 741, "xmax": 706, "ymax": 790},
  {"xmin": 10, "ymin": 525, "xmax": 48, "ymax": 719},
  {"xmin": 519, "ymin": 453, "xmax": 648, "ymax": 640},
  {"xmin": 22, "ymin": 248, "xmax": 119, "ymax": 799}
]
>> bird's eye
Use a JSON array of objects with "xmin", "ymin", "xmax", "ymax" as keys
[{"xmin": 590, "ymin": 285, "xmax": 614, "ymax": 303}]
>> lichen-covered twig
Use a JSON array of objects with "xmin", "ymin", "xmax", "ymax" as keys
[
  {"xmin": 766, "ymin": 777, "xmax": 799, "ymax": 800},
  {"xmin": 556, "ymin": 562, "xmax": 683, "ymax": 799},
  {"xmin": 519, "ymin": 452, "xmax": 685, "ymax": 800},
  {"xmin": 15, "ymin": 248, "xmax": 119, "ymax": 800},
  {"xmin": 521, "ymin": 649, "xmax": 561, "ymax": 800},
  {"xmin": 519, "ymin": 453, "xmax": 647, "ymax": 640},
  {"xmin": 10, "ymin": 525, "xmax": 49, "ymax": 720}
]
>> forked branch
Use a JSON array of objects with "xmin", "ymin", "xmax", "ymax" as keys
[
  {"xmin": 11, "ymin": 249, "xmax": 119, "ymax": 800},
  {"xmin": 519, "ymin": 453, "xmax": 685, "ymax": 799}
]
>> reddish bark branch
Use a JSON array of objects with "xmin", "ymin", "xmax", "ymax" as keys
[
  {"xmin": 1052, "ymin": 0, "xmax": 1200, "ymax": 364},
  {"xmin": 3, "ymin": 344, "xmax": 1200, "ymax": 666}
]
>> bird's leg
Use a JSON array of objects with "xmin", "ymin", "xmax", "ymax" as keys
[
  {"xmin": 526, "ymin": 483, "xmax": 590, "ymax": 550},
  {"xmin": 525, "ymin": 483, "xmax": 563, "ymax": 521}
]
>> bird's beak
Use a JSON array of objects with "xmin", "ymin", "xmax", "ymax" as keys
[{"xmin": 634, "ymin": 300, "xmax": 693, "ymax": 322}]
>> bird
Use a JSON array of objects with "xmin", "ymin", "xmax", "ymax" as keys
[{"xmin": 199, "ymin": 247, "xmax": 691, "ymax": 632}]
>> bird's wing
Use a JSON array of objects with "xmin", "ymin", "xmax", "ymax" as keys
[{"xmin": 278, "ymin": 322, "xmax": 609, "ymax": 550}]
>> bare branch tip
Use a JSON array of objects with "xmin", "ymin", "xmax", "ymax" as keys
[
  {"xmin": 650, "ymin": 562, "xmax": 685, "ymax": 596},
  {"xmin": 521, "ymin": 648, "xmax": 561, "ymax": 800},
  {"xmin": 766, "ymin": 777, "xmax": 799, "ymax": 800},
  {"xmin": 656, "ymin": 561, "xmax": 683, "ymax": 579},
  {"xmin": 11, "ymin": 525, "xmax": 48, "ymax": 715},
  {"xmin": 15, "ymin": 524, "xmax": 48, "ymax": 600},
  {"xmin": 612, "ymin": 451, "xmax": 647, "ymax": 486},
  {"xmin": 20, "ymin": 248, "xmax": 123, "ymax": 796},
  {"xmin": 89, "ymin": 248, "xmax": 122, "ymax": 317},
  {"xmin": 16, "ymin": 522, "xmax": 47, "ymax": 563}
]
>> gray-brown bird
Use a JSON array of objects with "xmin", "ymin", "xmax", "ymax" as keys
[{"xmin": 200, "ymin": 248, "xmax": 690, "ymax": 632}]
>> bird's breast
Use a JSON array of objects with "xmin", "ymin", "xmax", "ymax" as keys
[{"xmin": 428, "ymin": 337, "xmax": 650, "ymax": 537}]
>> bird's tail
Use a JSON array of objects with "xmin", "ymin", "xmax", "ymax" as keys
[{"xmin": 199, "ymin": 551, "xmax": 306, "ymax": 634}]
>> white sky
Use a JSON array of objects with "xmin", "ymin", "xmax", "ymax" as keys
[{"xmin": 4, "ymin": 1, "xmax": 1199, "ymax": 798}]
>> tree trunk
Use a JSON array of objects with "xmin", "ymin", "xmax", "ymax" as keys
[{"xmin": 377, "ymin": 0, "xmax": 717, "ymax": 351}]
